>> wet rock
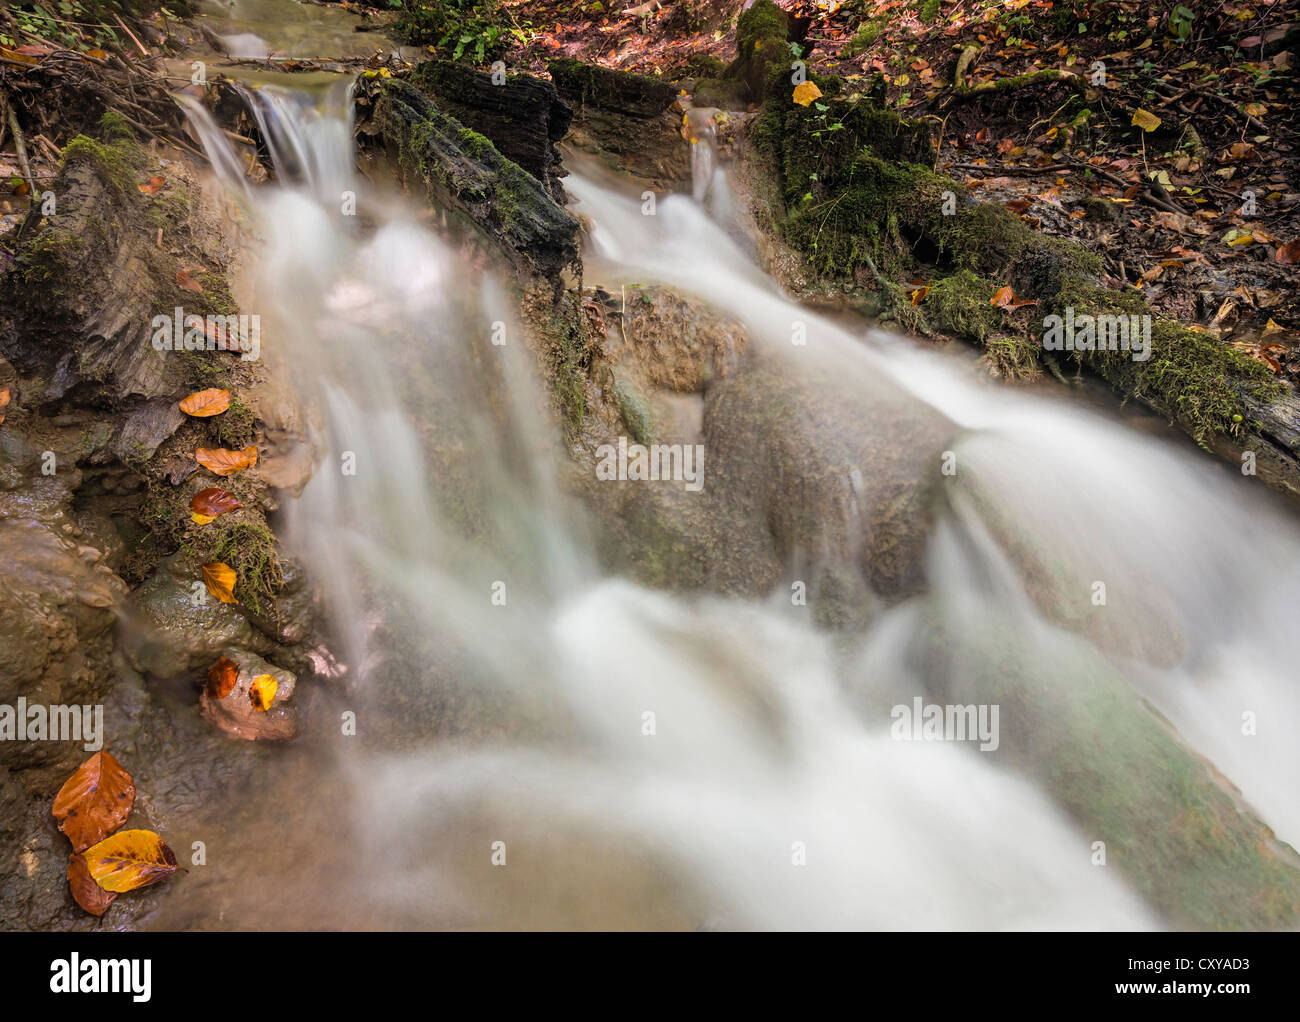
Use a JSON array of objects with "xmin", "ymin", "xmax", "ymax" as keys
[
  {"xmin": 698, "ymin": 350, "xmax": 955, "ymax": 621},
  {"xmin": 120, "ymin": 554, "xmax": 275, "ymax": 679},
  {"xmin": 615, "ymin": 285, "xmax": 748, "ymax": 392},
  {"xmin": 199, "ymin": 648, "xmax": 299, "ymax": 742},
  {"xmin": 0, "ymin": 518, "xmax": 124, "ymax": 773}
]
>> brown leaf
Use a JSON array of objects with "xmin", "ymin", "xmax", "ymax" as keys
[
  {"xmin": 206, "ymin": 656, "xmax": 239, "ymax": 699},
  {"xmin": 179, "ymin": 388, "xmax": 230, "ymax": 418},
  {"xmin": 68, "ymin": 853, "xmax": 116, "ymax": 917},
  {"xmin": 1277, "ymin": 240, "xmax": 1300, "ymax": 265},
  {"xmin": 176, "ymin": 266, "xmax": 206, "ymax": 293},
  {"xmin": 990, "ymin": 285, "xmax": 1038, "ymax": 309},
  {"xmin": 1005, "ymin": 198, "xmax": 1031, "ymax": 213},
  {"xmin": 190, "ymin": 486, "xmax": 243, "ymax": 520},
  {"xmin": 195, "ymin": 445, "xmax": 257, "ymax": 476},
  {"xmin": 137, "ymin": 175, "xmax": 166, "ymax": 195},
  {"xmin": 52, "ymin": 751, "xmax": 136, "ymax": 853},
  {"xmin": 82, "ymin": 830, "xmax": 179, "ymax": 893},
  {"xmin": 201, "ymin": 562, "xmax": 238, "ymax": 604}
]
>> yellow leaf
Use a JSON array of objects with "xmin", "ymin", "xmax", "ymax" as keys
[
  {"xmin": 82, "ymin": 830, "xmax": 179, "ymax": 893},
  {"xmin": 191, "ymin": 511, "xmax": 216, "ymax": 526},
  {"xmin": 249, "ymin": 673, "xmax": 278, "ymax": 712},
  {"xmin": 792, "ymin": 81, "xmax": 823, "ymax": 107},
  {"xmin": 1131, "ymin": 108, "xmax": 1162, "ymax": 132},
  {"xmin": 201, "ymin": 562, "xmax": 238, "ymax": 604}
]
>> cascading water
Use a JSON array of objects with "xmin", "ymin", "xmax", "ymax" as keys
[{"xmin": 163, "ymin": 75, "xmax": 1300, "ymax": 930}]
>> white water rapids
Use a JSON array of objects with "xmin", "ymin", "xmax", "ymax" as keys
[{"xmin": 165, "ymin": 76, "xmax": 1300, "ymax": 931}]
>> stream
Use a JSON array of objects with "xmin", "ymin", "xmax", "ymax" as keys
[{"xmin": 133, "ymin": 57, "xmax": 1300, "ymax": 930}]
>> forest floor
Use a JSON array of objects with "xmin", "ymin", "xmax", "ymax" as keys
[{"xmin": 502, "ymin": 0, "xmax": 1299, "ymax": 382}]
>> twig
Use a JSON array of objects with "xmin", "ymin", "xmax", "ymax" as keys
[{"xmin": 112, "ymin": 12, "xmax": 150, "ymax": 59}]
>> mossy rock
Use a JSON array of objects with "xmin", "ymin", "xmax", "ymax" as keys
[{"xmin": 729, "ymin": 0, "xmax": 791, "ymax": 100}]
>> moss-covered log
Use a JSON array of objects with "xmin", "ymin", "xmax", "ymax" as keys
[
  {"xmin": 366, "ymin": 78, "xmax": 580, "ymax": 281},
  {"xmin": 408, "ymin": 60, "xmax": 573, "ymax": 204}
]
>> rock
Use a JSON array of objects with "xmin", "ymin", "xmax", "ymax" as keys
[
  {"xmin": 0, "ymin": 518, "xmax": 124, "ymax": 773},
  {"xmin": 408, "ymin": 61, "xmax": 573, "ymax": 204},
  {"xmin": 199, "ymin": 648, "xmax": 299, "ymax": 742},
  {"xmin": 614, "ymin": 285, "xmax": 748, "ymax": 392},
  {"xmin": 120, "ymin": 554, "xmax": 275, "ymax": 679}
]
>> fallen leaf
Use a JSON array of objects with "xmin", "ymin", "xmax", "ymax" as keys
[
  {"xmin": 195, "ymin": 445, "xmax": 257, "ymax": 476},
  {"xmin": 206, "ymin": 656, "xmax": 239, "ymax": 699},
  {"xmin": 176, "ymin": 266, "xmax": 206, "ymax": 293},
  {"xmin": 1131, "ymin": 108, "xmax": 1162, "ymax": 132},
  {"xmin": 249, "ymin": 674, "xmax": 278, "ymax": 712},
  {"xmin": 201, "ymin": 562, "xmax": 238, "ymax": 604},
  {"xmin": 68, "ymin": 853, "xmax": 116, "ymax": 917},
  {"xmin": 190, "ymin": 487, "xmax": 242, "ymax": 522},
  {"xmin": 1277, "ymin": 240, "xmax": 1300, "ymax": 265},
  {"xmin": 910, "ymin": 285, "xmax": 930, "ymax": 305},
  {"xmin": 792, "ymin": 81, "xmax": 823, "ymax": 107},
  {"xmin": 137, "ymin": 175, "xmax": 166, "ymax": 195},
  {"xmin": 52, "ymin": 751, "xmax": 136, "ymax": 853},
  {"xmin": 82, "ymin": 830, "xmax": 178, "ymax": 893},
  {"xmin": 991, "ymin": 285, "xmax": 1038, "ymax": 309},
  {"xmin": 1005, "ymin": 198, "xmax": 1032, "ymax": 213},
  {"xmin": 179, "ymin": 388, "xmax": 230, "ymax": 418},
  {"xmin": 0, "ymin": 386, "xmax": 8, "ymax": 426}
]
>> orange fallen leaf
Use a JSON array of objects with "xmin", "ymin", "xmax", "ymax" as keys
[
  {"xmin": 195, "ymin": 445, "xmax": 257, "ymax": 476},
  {"xmin": 52, "ymin": 751, "xmax": 136, "ymax": 853},
  {"xmin": 249, "ymin": 673, "xmax": 278, "ymax": 712},
  {"xmin": 201, "ymin": 562, "xmax": 238, "ymax": 604},
  {"xmin": 207, "ymin": 656, "xmax": 239, "ymax": 699},
  {"xmin": 82, "ymin": 830, "xmax": 179, "ymax": 893},
  {"xmin": 68, "ymin": 853, "xmax": 116, "ymax": 917},
  {"xmin": 138, "ymin": 175, "xmax": 166, "ymax": 195},
  {"xmin": 0, "ymin": 386, "xmax": 8, "ymax": 427},
  {"xmin": 179, "ymin": 388, "xmax": 230, "ymax": 418},
  {"xmin": 176, "ymin": 266, "xmax": 206, "ymax": 293}
]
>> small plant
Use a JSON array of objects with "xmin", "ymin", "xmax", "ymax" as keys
[{"xmin": 395, "ymin": 0, "xmax": 530, "ymax": 63}]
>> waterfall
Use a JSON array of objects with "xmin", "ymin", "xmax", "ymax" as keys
[{"xmin": 165, "ymin": 75, "xmax": 1300, "ymax": 930}]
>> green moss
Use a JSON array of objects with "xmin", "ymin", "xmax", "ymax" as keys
[
  {"xmin": 729, "ymin": 0, "xmax": 790, "ymax": 99},
  {"xmin": 60, "ymin": 119, "xmax": 145, "ymax": 198},
  {"xmin": 926, "ymin": 271, "xmax": 999, "ymax": 341},
  {"xmin": 215, "ymin": 394, "xmax": 257, "ymax": 449},
  {"xmin": 843, "ymin": 18, "xmax": 883, "ymax": 57},
  {"xmin": 208, "ymin": 519, "xmax": 283, "ymax": 616},
  {"xmin": 982, "ymin": 334, "xmax": 1043, "ymax": 382},
  {"xmin": 612, "ymin": 369, "xmax": 656, "ymax": 445}
]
